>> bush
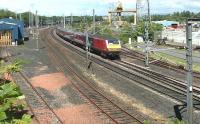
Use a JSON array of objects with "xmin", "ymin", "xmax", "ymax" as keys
[{"xmin": 0, "ymin": 59, "xmax": 31, "ymax": 123}]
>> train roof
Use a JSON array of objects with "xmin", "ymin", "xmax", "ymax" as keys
[
  {"xmin": 90, "ymin": 34, "xmax": 118, "ymax": 40},
  {"xmin": 58, "ymin": 27, "xmax": 119, "ymax": 40}
]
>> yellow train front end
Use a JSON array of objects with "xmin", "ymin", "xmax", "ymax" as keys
[{"xmin": 106, "ymin": 39, "xmax": 121, "ymax": 57}]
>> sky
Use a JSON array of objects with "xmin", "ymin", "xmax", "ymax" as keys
[{"xmin": 0, "ymin": 0, "xmax": 200, "ymax": 16}]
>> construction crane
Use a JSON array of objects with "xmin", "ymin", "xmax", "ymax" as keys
[{"xmin": 108, "ymin": 1, "xmax": 137, "ymax": 26}]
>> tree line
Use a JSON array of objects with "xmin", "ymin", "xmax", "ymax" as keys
[
  {"xmin": 0, "ymin": 9, "xmax": 104, "ymax": 27},
  {"xmin": 1, "ymin": 9, "xmax": 200, "ymax": 26},
  {"xmin": 151, "ymin": 11, "xmax": 200, "ymax": 23}
]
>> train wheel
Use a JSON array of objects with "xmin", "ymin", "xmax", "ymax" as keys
[{"xmin": 101, "ymin": 52, "xmax": 107, "ymax": 59}]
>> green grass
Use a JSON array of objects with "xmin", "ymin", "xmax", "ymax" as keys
[
  {"xmin": 151, "ymin": 52, "xmax": 200, "ymax": 73},
  {"xmin": 125, "ymin": 43, "xmax": 200, "ymax": 73}
]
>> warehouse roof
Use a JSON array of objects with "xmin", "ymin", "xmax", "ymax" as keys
[
  {"xmin": 0, "ymin": 18, "xmax": 23, "ymax": 26},
  {"xmin": 0, "ymin": 23, "xmax": 18, "ymax": 31},
  {"xmin": 153, "ymin": 20, "xmax": 179, "ymax": 27}
]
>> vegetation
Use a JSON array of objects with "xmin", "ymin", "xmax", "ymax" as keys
[
  {"xmin": 151, "ymin": 11, "xmax": 200, "ymax": 23},
  {"xmin": 0, "ymin": 60, "xmax": 31, "ymax": 124},
  {"xmin": 93, "ymin": 22, "xmax": 162, "ymax": 44},
  {"xmin": 0, "ymin": 9, "xmax": 16, "ymax": 19},
  {"xmin": 151, "ymin": 52, "xmax": 200, "ymax": 73},
  {"xmin": 0, "ymin": 9, "xmax": 200, "ymax": 26}
]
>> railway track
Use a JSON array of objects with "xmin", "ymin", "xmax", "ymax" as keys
[
  {"xmin": 121, "ymin": 47, "xmax": 200, "ymax": 79},
  {"xmin": 19, "ymin": 72, "xmax": 63, "ymax": 124},
  {"xmin": 112, "ymin": 60, "xmax": 200, "ymax": 107},
  {"xmin": 51, "ymin": 28, "xmax": 200, "ymax": 110},
  {"xmin": 41, "ymin": 28, "xmax": 144, "ymax": 124},
  {"xmin": 8, "ymin": 46, "xmax": 63, "ymax": 124}
]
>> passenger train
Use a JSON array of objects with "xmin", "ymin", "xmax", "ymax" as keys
[{"xmin": 56, "ymin": 27, "xmax": 121, "ymax": 58}]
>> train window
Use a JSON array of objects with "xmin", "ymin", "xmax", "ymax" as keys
[{"xmin": 108, "ymin": 39, "xmax": 119, "ymax": 44}]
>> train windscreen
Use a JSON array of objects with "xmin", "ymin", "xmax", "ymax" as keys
[{"xmin": 108, "ymin": 39, "xmax": 119, "ymax": 44}]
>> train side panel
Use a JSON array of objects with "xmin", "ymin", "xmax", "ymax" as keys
[
  {"xmin": 56, "ymin": 28, "xmax": 121, "ymax": 57},
  {"xmin": 92, "ymin": 38, "xmax": 108, "ymax": 53}
]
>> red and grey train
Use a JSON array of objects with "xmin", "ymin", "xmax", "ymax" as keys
[{"xmin": 56, "ymin": 27, "xmax": 121, "ymax": 58}]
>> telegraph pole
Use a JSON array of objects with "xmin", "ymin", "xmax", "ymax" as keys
[
  {"xmin": 29, "ymin": 11, "xmax": 31, "ymax": 28},
  {"xmin": 186, "ymin": 19, "xmax": 193, "ymax": 124},
  {"xmin": 19, "ymin": 13, "xmax": 22, "ymax": 21},
  {"xmin": 93, "ymin": 9, "xmax": 95, "ymax": 34}
]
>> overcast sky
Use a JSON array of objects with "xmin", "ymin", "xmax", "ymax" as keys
[{"xmin": 0, "ymin": 0, "xmax": 200, "ymax": 16}]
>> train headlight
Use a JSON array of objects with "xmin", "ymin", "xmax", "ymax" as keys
[
  {"xmin": 118, "ymin": 40, "xmax": 121, "ymax": 45},
  {"xmin": 106, "ymin": 40, "xmax": 108, "ymax": 46}
]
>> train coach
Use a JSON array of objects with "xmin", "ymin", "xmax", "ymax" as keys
[{"xmin": 56, "ymin": 27, "xmax": 121, "ymax": 58}]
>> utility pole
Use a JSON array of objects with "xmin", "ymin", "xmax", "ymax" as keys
[
  {"xmin": 52, "ymin": 16, "xmax": 53, "ymax": 26},
  {"xmin": 186, "ymin": 18, "xmax": 193, "ymax": 124},
  {"xmin": 16, "ymin": 13, "xmax": 18, "ymax": 20},
  {"xmin": 71, "ymin": 13, "xmax": 73, "ymax": 26},
  {"xmin": 35, "ymin": 10, "xmax": 39, "ymax": 51},
  {"xmin": 144, "ymin": 0, "xmax": 150, "ymax": 67},
  {"xmin": 93, "ymin": 9, "xmax": 95, "ymax": 34},
  {"xmin": 29, "ymin": 11, "xmax": 31, "ymax": 28},
  {"xmin": 19, "ymin": 13, "xmax": 22, "ymax": 21},
  {"xmin": 85, "ymin": 31, "xmax": 89, "ymax": 62},
  {"xmin": 147, "ymin": 0, "xmax": 151, "ymax": 23},
  {"xmin": 31, "ymin": 12, "xmax": 34, "ymax": 27},
  {"xmin": 63, "ymin": 15, "xmax": 66, "ymax": 28},
  {"xmin": 144, "ymin": 21, "xmax": 149, "ymax": 67}
]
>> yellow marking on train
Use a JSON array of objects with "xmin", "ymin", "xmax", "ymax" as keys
[
  {"xmin": 107, "ymin": 44, "xmax": 121, "ymax": 52},
  {"xmin": 107, "ymin": 44, "xmax": 121, "ymax": 49}
]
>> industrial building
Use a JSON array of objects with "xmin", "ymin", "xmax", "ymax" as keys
[
  {"xmin": 153, "ymin": 20, "xmax": 179, "ymax": 28},
  {"xmin": 0, "ymin": 18, "xmax": 24, "ymax": 46}
]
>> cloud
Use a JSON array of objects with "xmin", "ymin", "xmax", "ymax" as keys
[
  {"xmin": 150, "ymin": 0, "xmax": 200, "ymax": 14},
  {"xmin": 0, "ymin": 0, "xmax": 199, "ymax": 16}
]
